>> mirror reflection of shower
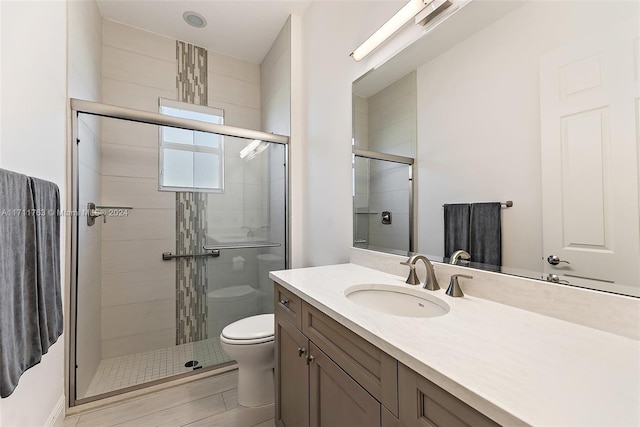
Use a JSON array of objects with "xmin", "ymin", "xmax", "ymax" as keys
[
  {"xmin": 352, "ymin": 151, "xmax": 414, "ymax": 255},
  {"xmin": 72, "ymin": 106, "xmax": 287, "ymax": 404}
]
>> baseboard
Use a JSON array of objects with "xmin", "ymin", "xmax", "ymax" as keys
[{"xmin": 44, "ymin": 395, "xmax": 65, "ymax": 427}]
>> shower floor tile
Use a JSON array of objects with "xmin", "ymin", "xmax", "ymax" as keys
[{"xmin": 84, "ymin": 338, "xmax": 232, "ymax": 398}]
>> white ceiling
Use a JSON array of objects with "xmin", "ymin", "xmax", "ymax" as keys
[{"xmin": 97, "ymin": 0, "xmax": 313, "ymax": 64}]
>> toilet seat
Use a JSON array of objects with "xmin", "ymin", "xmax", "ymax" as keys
[{"xmin": 221, "ymin": 313, "xmax": 274, "ymax": 345}]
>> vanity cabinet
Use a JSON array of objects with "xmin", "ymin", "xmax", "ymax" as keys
[
  {"xmin": 275, "ymin": 307, "xmax": 381, "ymax": 427},
  {"xmin": 275, "ymin": 315, "xmax": 309, "ymax": 427},
  {"xmin": 274, "ymin": 283, "xmax": 498, "ymax": 427},
  {"xmin": 398, "ymin": 363, "xmax": 500, "ymax": 427},
  {"xmin": 309, "ymin": 342, "xmax": 381, "ymax": 426}
]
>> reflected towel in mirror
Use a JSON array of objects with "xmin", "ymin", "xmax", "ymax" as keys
[{"xmin": 444, "ymin": 203, "xmax": 471, "ymax": 258}]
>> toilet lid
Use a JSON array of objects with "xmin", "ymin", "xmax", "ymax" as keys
[
  {"xmin": 221, "ymin": 313, "xmax": 274, "ymax": 341},
  {"xmin": 207, "ymin": 285, "xmax": 255, "ymax": 300}
]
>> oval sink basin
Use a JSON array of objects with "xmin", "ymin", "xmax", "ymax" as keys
[{"xmin": 345, "ymin": 284, "xmax": 449, "ymax": 318}]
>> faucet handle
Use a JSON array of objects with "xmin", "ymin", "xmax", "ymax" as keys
[
  {"xmin": 446, "ymin": 274, "xmax": 473, "ymax": 297},
  {"xmin": 400, "ymin": 261, "xmax": 420, "ymax": 285}
]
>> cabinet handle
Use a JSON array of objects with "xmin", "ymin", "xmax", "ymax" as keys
[
  {"xmin": 279, "ymin": 298, "xmax": 289, "ymax": 306},
  {"xmin": 297, "ymin": 347, "xmax": 306, "ymax": 357},
  {"xmin": 306, "ymin": 355, "xmax": 315, "ymax": 365}
]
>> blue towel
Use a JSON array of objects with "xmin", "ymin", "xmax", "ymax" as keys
[{"xmin": 0, "ymin": 169, "xmax": 62, "ymax": 398}]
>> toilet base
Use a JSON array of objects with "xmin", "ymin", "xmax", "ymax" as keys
[
  {"xmin": 237, "ymin": 366, "xmax": 274, "ymax": 407},
  {"xmin": 220, "ymin": 337, "xmax": 275, "ymax": 408}
]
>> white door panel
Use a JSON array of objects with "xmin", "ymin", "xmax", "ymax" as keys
[{"xmin": 540, "ymin": 18, "xmax": 640, "ymax": 296}]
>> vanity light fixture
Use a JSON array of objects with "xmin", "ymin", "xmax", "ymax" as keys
[
  {"xmin": 350, "ymin": 0, "xmax": 430, "ymax": 62},
  {"xmin": 183, "ymin": 11, "xmax": 207, "ymax": 28}
]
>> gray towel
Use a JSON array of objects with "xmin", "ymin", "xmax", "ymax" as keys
[
  {"xmin": 0, "ymin": 169, "xmax": 41, "ymax": 398},
  {"xmin": 444, "ymin": 203, "xmax": 470, "ymax": 258},
  {"xmin": 470, "ymin": 202, "xmax": 502, "ymax": 266},
  {"xmin": 29, "ymin": 177, "xmax": 63, "ymax": 353}
]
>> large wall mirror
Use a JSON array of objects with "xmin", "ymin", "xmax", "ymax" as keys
[{"xmin": 352, "ymin": 0, "xmax": 640, "ymax": 297}]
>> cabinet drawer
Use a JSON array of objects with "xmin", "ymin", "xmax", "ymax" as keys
[
  {"xmin": 398, "ymin": 364, "xmax": 499, "ymax": 427},
  {"xmin": 275, "ymin": 283, "xmax": 302, "ymax": 330},
  {"xmin": 302, "ymin": 302, "xmax": 398, "ymax": 416}
]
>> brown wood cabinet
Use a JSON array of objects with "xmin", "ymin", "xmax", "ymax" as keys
[
  {"xmin": 309, "ymin": 342, "xmax": 381, "ymax": 427},
  {"xmin": 274, "ymin": 283, "xmax": 501, "ymax": 427},
  {"xmin": 398, "ymin": 364, "xmax": 499, "ymax": 427},
  {"xmin": 275, "ymin": 315, "xmax": 309, "ymax": 427},
  {"xmin": 275, "ymin": 313, "xmax": 381, "ymax": 427},
  {"xmin": 303, "ymin": 303, "xmax": 398, "ymax": 415}
]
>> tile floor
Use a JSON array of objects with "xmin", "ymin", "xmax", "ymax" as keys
[
  {"xmin": 65, "ymin": 371, "xmax": 275, "ymax": 427},
  {"xmin": 84, "ymin": 338, "xmax": 231, "ymax": 398}
]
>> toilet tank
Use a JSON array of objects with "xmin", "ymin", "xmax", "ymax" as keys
[{"xmin": 257, "ymin": 254, "xmax": 284, "ymax": 312}]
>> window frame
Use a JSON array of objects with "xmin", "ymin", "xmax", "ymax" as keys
[{"xmin": 158, "ymin": 98, "xmax": 225, "ymax": 193}]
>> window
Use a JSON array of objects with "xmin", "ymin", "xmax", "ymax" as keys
[{"xmin": 158, "ymin": 98, "xmax": 224, "ymax": 192}]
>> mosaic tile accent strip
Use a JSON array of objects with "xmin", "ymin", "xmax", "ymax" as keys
[
  {"xmin": 177, "ymin": 41, "xmax": 208, "ymax": 105},
  {"xmin": 176, "ymin": 41, "xmax": 209, "ymax": 344},
  {"xmin": 175, "ymin": 194, "xmax": 209, "ymax": 344}
]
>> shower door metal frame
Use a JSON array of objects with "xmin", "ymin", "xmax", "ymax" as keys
[
  {"xmin": 353, "ymin": 148, "xmax": 415, "ymax": 253},
  {"xmin": 68, "ymin": 99, "xmax": 291, "ymax": 408}
]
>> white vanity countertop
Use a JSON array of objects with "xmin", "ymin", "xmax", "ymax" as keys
[{"xmin": 270, "ymin": 263, "xmax": 640, "ymax": 427}]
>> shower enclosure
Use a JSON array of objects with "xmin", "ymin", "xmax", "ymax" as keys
[
  {"xmin": 353, "ymin": 149, "xmax": 414, "ymax": 254},
  {"xmin": 69, "ymin": 99, "xmax": 288, "ymax": 405}
]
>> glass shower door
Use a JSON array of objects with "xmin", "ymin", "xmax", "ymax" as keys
[
  {"xmin": 72, "ymin": 110, "xmax": 287, "ymax": 405},
  {"xmin": 196, "ymin": 138, "xmax": 286, "ymax": 369}
]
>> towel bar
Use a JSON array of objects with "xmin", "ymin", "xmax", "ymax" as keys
[
  {"xmin": 203, "ymin": 242, "xmax": 281, "ymax": 250},
  {"xmin": 442, "ymin": 201, "xmax": 513, "ymax": 208},
  {"xmin": 162, "ymin": 250, "xmax": 220, "ymax": 261}
]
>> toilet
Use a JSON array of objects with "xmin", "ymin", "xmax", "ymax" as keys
[{"xmin": 220, "ymin": 313, "xmax": 275, "ymax": 407}]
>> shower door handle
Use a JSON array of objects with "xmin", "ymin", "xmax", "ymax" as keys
[{"xmin": 87, "ymin": 202, "xmax": 106, "ymax": 226}]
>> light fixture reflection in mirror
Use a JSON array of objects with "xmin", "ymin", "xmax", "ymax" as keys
[{"xmin": 352, "ymin": 0, "xmax": 640, "ymax": 297}]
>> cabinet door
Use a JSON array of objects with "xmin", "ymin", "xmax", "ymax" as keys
[
  {"xmin": 276, "ymin": 317, "xmax": 309, "ymax": 427},
  {"xmin": 309, "ymin": 343, "xmax": 381, "ymax": 427},
  {"xmin": 398, "ymin": 364, "xmax": 498, "ymax": 427},
  {"xmin": 303, "ymin": 302, "xmax": 398, "ymax": 415}
]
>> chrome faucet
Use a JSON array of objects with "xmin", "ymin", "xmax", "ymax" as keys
[
  {"xmin": 446, "ymin": 274, "xmax": 473, "ymax": 297},
  {"xmin": 449, "ymin": 249, "xmax": 471, "ymax": 265},
  {"xmin": 400, "ymin": 254, "xmax": 440, "ymax": 291}
]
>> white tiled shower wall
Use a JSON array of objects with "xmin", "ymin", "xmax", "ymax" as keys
[
  {"xmin": 261, "ymin": 18, "xmax": 291, "ymax": 263},
  {"xmin": 68, "ymin": 0, "xmax": 103, "ymax": 398},
  {"xmin": 98, "ymin": 20, "xmax": 265, "ymax": 359},
  {"xmin": 353, "ymin": 95, "xmax": 369, "ymax": 215},
  {"xmin": 99, "ymin": 20, "xmax": 177, "ymax": 360}
]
